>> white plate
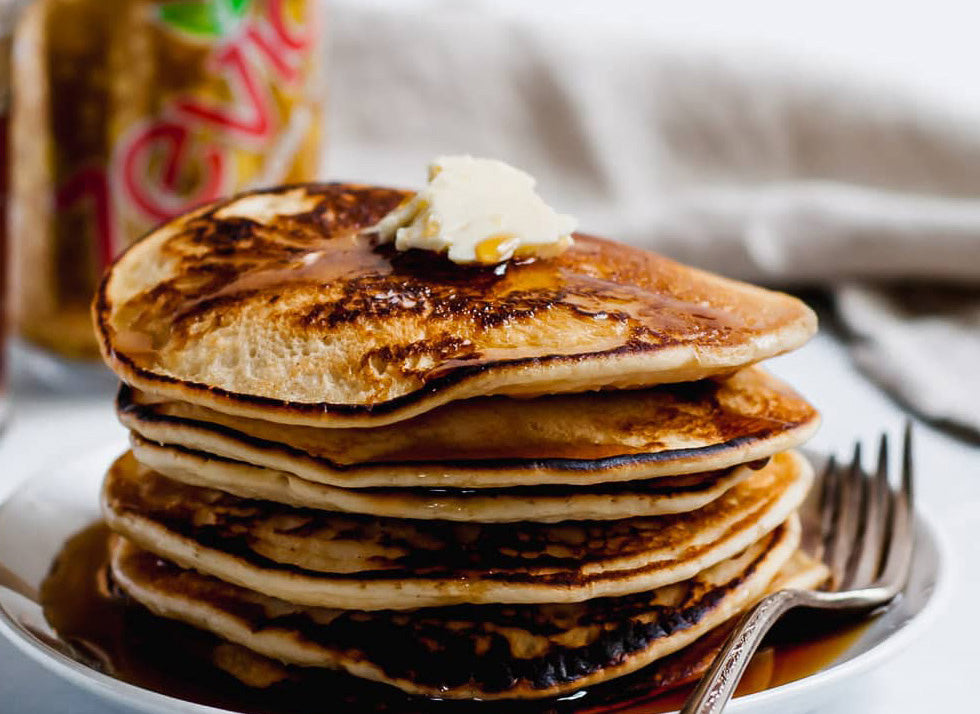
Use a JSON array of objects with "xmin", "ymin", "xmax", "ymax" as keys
[{"xmin": 0, "ymin": 441, "xmax": 950, "ymax": 714}]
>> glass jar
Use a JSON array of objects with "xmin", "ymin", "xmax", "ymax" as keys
[
  {"xmin": 0, "ymin": 1, "xmax": 23, "ymax": 427},
  {"xmin": 8, "ymin": 0, "xmax": 326, "ymax": 368}
]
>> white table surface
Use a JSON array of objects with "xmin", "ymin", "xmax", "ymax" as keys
[{"xmin": 0, "ymin": 327, "xmax": 976, "ymax": 713}]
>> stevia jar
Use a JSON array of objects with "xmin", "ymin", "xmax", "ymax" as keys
[
  {"xmin": 0, "ymin": 0, "xmax": 26, "ymax": 424},
  {"xmin": 8, "ymin": 0, "xmax": 326, "ymax": 365}
]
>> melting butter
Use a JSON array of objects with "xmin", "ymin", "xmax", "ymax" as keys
[{"xmin": 372, "ymin": 156, "xmax": 577, "ymax": 264}]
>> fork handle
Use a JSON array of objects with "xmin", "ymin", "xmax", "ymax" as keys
[{"xmin": 680, "ymin": 589, "xmax": 802, "ymax": 714}]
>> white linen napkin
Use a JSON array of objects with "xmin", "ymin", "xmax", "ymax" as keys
[{"xmin": 327, "ymin": 3, "xmax": 980, "ymax": 437}]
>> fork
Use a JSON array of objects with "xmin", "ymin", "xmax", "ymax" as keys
[{"xmin": 680, "ymin": 424, "xmax": 916, "ymax": 714}]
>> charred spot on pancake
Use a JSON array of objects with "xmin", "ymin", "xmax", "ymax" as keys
[
  {"xmin": 112, "ymin": 527, "xmax": 781, "ymax": 695},
  {"xmin": 284, "ymin": 542, "xmax": 770, "ymax": 694},
  {"xmin": 102, "ymin": 452, "xmax": 801, "ymax": 593}
]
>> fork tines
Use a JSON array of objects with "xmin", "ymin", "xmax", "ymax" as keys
[{"xmin": 820, "ymin": 423, "xmax": 915, "ymax": 594}]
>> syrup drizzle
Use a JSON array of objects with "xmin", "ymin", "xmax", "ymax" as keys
[{"xmin": 41, "ymin": 522, "xmax": 868, "ymax": 714}]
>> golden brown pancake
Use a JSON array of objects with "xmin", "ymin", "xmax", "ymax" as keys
[
  {"xmin": 109, "ymin": 517, "xmax": 802, "ymax": 700},
  {"xmin": 128, "ymin": 435, "xmax": 759, "ymax": 523},
  {"xmin": 206, "ymin": 551, "xmax": 827, "ymax": 698},
  {"xmin": 111, "ymin": 543, "xmax": 827, "ymax": 702},
  {"xmin": 118, "ymin": 367, "xmax": 819, "ymax": 488},
  {"xmin": 94, "ymin": 184, "xmax": 816, "ymax": 427},
  {"xmin": 101, "ymin": 451, "xmax": 812, "ymax": 609}
]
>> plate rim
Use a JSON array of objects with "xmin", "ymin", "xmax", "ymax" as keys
[
  {"xmin": 0, "ymin": 446, "xmax": 952, "ymax": 714},
  {"xmin": 726, "ymin": 503, "xmax": 951, "ymax": 712}
]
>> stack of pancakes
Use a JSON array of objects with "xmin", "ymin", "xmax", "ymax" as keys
[{"xmin": 93, "ymin": 184, "xmax": 826, "ymax": 700}]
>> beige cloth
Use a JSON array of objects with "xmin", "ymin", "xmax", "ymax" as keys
[
  {"xmin": 327, "ymin": 4, "xmax": 980, "ymax": 437},
  {"xmin": 837, "ymin": 284, "xmax": 980, "ymax": 439}
]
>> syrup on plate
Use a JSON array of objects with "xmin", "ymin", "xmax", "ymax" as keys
[{"xmin": 41, "ymin": 522, "xmax": 868, "ymax": 714}]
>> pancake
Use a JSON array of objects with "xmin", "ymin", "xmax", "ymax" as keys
[
  {"xmin": 206, "ymin": 550, "xmax": 829, "ymax": 696},
  {"xmin": 768, "ymin": 549, "xmax": 830, "ymax": 592},
  {"xmin": 101, "ymin": 450, "xmax": 812, "ymax": 609},
  {"xmin": 108, "ymin": 516, "xmax": 801, "ymax": 700},
  {"xmin": 130, "ymin": 434, "xmax": 765, "ymax": 523},
  {"xmin": 128, "ymin": 435, "xmax": 759, "ymax": 523},
  {"xmin": 94, "ymin": 183, "xmax": 816, "ymax": 428},
  {"xmin": 110, "ymin": 541, "xmax": 827, "ymax": 701},
  {"xmin": 119, "ymin": 366, "xmax": 819, "ymax": 488}
]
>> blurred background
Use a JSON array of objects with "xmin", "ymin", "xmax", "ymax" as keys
[{"xmin": 1, "ymin": 0, "xmax": 978, "ymax": 441}]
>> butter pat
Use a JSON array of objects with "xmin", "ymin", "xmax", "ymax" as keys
[{"xmin": 372, "ymin": 156, "xmax": 577, "ymax": 264}]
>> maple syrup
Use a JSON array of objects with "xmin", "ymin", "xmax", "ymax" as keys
[{"xmin": 41, "ymin": 522, "xmax": 869, "ymax": 714}]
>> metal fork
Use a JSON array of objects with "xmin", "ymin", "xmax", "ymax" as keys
[{"xmin": 680, "ymin": 424, "xmax": 916, "ymax": 714}]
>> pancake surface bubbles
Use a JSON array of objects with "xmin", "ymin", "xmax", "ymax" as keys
[
  {"xmin": 109, "ymin": 516, "xmax": 801, "ymax": 700},
  {"xmin": 101, "ymin": 451, "xmax": 812, "ymax": 609},
  {"xmin": 95, "ymin": 184, "xmax": 816, "ymax": 427}
]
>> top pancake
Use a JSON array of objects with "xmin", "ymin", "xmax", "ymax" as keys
[{"xmin": 95, "ymin": 183, "xmax": 817, "ymax": 427}]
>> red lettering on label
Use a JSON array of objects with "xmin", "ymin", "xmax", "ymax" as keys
[
  {"xmin": 245, "ymin": 0, "xmax": 315, "ymax": 84},
  {"xmin": 246, "ymin": 24, "xmax": 298, "ymax": 82},
  {"xmin": 121, "ymin": 123, "xmax": 225, "ymax": 224},
  {"xmin": 109, "ymin": 1, "xmax": 318, "ymax": 230},
  {"xmin": 267, "ymin": 0, "xmax": 310, "ymax": 51},
  {"xmin": 174, "ymin": 44, "xmax": 273, "ymax": 139},
  {"xmin": 56, "ymin": 167, "xmax": 115, "ymax": 268}
]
